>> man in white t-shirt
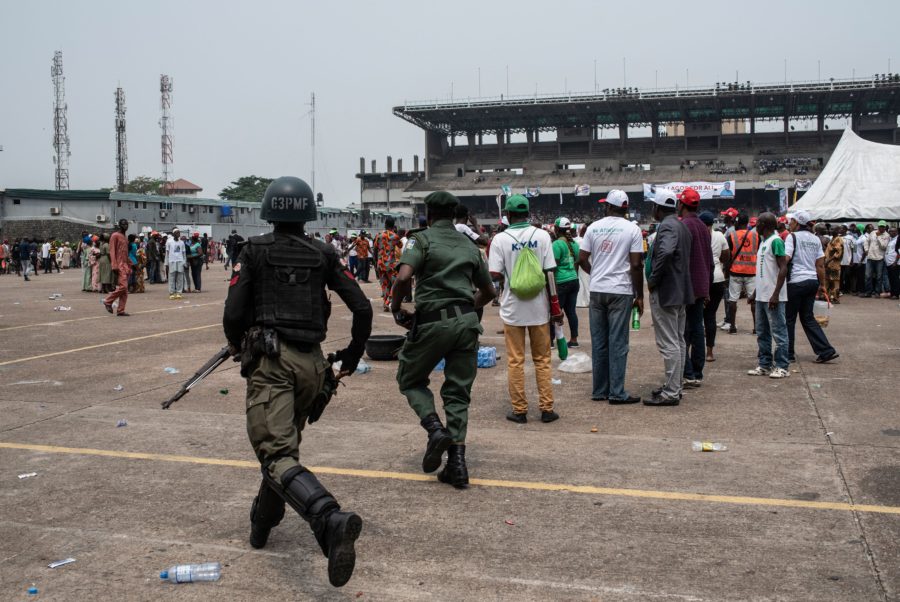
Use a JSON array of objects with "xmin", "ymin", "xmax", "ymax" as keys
[
  {"xmin": 576, "ymin": 189, "xmax": 644, "ymax": 404},
  {"xmin": 488, "ymin": 195, "xmax": 560, "ymax": 424},
  {"xmin": 783, "ymin": 210, "xmax": 838, "ymax": 364},
  {"xmin": 165, "ymin": 228, "xmax": 186, "ymax": 299},
  {"xmin": 454, "ymin": 205, "xmax": 488, "ymax": 247},
  {"xmin": 747, "ymin": 213, "xmax": 790, "ymax": 378}
]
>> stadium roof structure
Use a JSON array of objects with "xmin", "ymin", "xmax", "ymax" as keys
[{"xmin": 394, "ymin": 77, "xmax": 900, "ymax": 135}]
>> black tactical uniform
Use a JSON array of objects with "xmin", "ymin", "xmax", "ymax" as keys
[{"xmin": 223, "ymin": 176, "xmax": 372, "ymax": 588}]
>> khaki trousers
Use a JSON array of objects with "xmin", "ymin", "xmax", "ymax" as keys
[{"xmin": 504, "ymin": 323, "xmax": 554, "ymax": 414}]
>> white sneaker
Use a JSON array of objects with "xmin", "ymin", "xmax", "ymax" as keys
[
  {"xmin": 717, "ymin": 320, "xmax": 726, "ymax": 328},
  {"xmin": 768, "ymin": 368, "xmax": 790, "ymax": 379},
  {"xmin": 747, "ymin": 366, "xmax": 771, "ymax": 376},
  {"xmin": 720, "ymin": 322, "xmax": 732, "ymax": 331}
]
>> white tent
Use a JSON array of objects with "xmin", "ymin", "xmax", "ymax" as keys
[{"xmin": 790, "ymin": 129, "xmax": 900, "ymax": 220}]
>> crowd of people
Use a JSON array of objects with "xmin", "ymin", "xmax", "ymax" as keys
[
  {"xmin": 0, "ymin": 228, "xmax": 248, "ymax": 302},
  {"xmin": 362, "ymin": 189, "xmax": 898, "ymax": 417}
]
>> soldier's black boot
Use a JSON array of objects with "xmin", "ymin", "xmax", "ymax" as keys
[
  {"xmin": 437, "ymin": 444, "xmax": 469, "ymax": 489},
  {"xmin": 280, "ymin": 466, "xmax": 363, "ymax": 588},
  {"xmin": 420, "ymin": 413, "xmax": 453, "ymax": 473},
  {"xmin": 249, "ymin": 479, "xmax": 285, "ymax": 549}
]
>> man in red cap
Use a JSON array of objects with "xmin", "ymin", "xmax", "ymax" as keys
[
  {"xmin": 720, "ymin": 208, "xmax": 738, "ymax": 238},
  {"xmin": 677, "ymin": 188, "xmax": 713, "ymax": 387}
]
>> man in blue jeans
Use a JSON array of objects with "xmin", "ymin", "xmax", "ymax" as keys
[
  {"xmin": 747, "ymin": 213, "xmax": 790, "ymax": 379},
  {"xmin": 577, "ymin": 190, "xmax": 644, "ymax": 404},
  {"xmin": 784, "ymin": 210, "xmax": 839, "ymax": 364}
]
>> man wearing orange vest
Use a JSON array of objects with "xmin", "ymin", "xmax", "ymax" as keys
[{"xmin": 723, "ymin": 213, "xmax": 759, "ymax": 335}]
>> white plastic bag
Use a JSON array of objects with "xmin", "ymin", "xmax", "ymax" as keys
[
  {"xmin": 813, "ymin": 299, "xmax": 831, "ymax": 328},
  {"xmin": 558, "ymin": 352, "xmax": 592, "ymax": 373}
]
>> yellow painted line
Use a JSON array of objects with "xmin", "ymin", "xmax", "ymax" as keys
[
  {"xmin": 0, "ymin": 301, "xmax": 224, "ymax": 332},
  {"xmin": 2, "ymin": 441, "xmax": 898, "ymax": 515},
  {"xmin": 0, "ymin": 324, "xmax": 219, "ymax": 367}
]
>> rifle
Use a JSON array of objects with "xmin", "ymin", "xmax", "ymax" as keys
[{"xmin": 161, "ymin": 346, "xmax": 232, "ymax": 409}]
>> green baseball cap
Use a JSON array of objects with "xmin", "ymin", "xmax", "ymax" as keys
[
  {"xmin": 504, "ymin": 194, "xmax": 529, "ymax": 213},
  {"xmin": 424, "ymin": 191, "xmax": 460, "ymax": 208},
  {"xmin": 877, "ymin": 220, "xmax": 888, "ymax": 227}
]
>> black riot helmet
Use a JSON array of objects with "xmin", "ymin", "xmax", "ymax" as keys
[{"xmin": 259, "ymin": 176, "xmax": 317, "ymax": 223}]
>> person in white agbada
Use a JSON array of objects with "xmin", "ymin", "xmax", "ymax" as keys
[{"xmin": 165, "ymin": 228, "xmax": 186, "ymax": 299}]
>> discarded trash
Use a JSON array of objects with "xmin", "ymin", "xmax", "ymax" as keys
[
  {"xmin": 558, "ymin": 352, "xmax": 592, "ymax": 374},
  {"xmin": 113, "ymin": 385, "xmax": 124, "ymax": 391},
  {"xmin": 551, "ymin": 378, "xmax": 562, "ymax": 385},
  {"xmin": 18, "ymin": 472, "xmax": 38, "ymax": 479},
  {"xmin": 27, "ymin": 586, "xmax": 38, "ymax": 596},
  {"xmin": 163, "ymin": 367, "xmax": 180, "ymax": 374},
  {"xmin": 433, "ymin": 358, "xmax": 445, "ymax": 371},
  {"xmin": 13, "ymin": 302, "xmax": 21, "ymax": 305},
  {"xmin": 48, "ymin": 558, "xmax": 76, "ymax": 568},
  {"xmin": 219, "ymin": 388, "xmax": 229, "ymax": 395},
  {"xmin": 810, "ymin": 383, "xmax": 822, "ymax": 389},
  {"xmin": 355, "ymin": 360, "xmax": 371, "ymax": 375},
  {"xmin": 53, "ymin": 306, "xmax": 72, "ymax": 312},
  {"xmin": 183, "ymin": 301, "xmax": 190, "ymax": 305},
  {"xmin": 11, "ymin": 380, "xmax": 63, "ymax": 386},
  {"xmin": 590, "ymin": 426, "xmax": 598, "ymax": 433},
  {"xmin": 160, "ymin": 562, "xmax": 221, "ymax": 583},
  {"xmin": 48, "ymin": 293, "xmax": 63, "ymax": 299},
  {"xmin": 504, "ymin": 519, "xmax": 515, "ymax": 526},
  {"xmin": 116, "ymin": 419, "xmax": 128, "ymax": 428},
  {"xmin": 692, "ymin": 441, "xmax": 728, "ymax": 452},
  {"xmin": 477, "ymin": 346, "xmax": 497, "ymax": 368},
  {"xmin": 825, "ymin": 431, "xmax": 834, "ymax": 436}
]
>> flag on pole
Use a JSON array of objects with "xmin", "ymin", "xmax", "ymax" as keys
[{"xmin": 559, "ymin": 190, "xmax": 563, "ymax": 205}]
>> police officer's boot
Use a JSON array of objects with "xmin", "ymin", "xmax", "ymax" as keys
[
  {"xmin": 437, "ymin": 444, "xmax": 469, "ymax": 489},
  {"xmin": 249, "ymin": 479, "xmax": 285, "ymax": 549},
  {"xmin": 280, "ymin": 466, "xmax": 363, "ymax": 588},
  {"xmin": 420, "ymin": 413, "xmax": 453, "ymax": 473}
]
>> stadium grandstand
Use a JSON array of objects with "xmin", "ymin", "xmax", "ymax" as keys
[{"xmin": 358, "ymin": 75, "xmax": 900, "ymax": 223}]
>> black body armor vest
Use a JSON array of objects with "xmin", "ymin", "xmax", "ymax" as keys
[{"xmin": 249, "ymin": 233, "xmax": 331, "ymax": 344}]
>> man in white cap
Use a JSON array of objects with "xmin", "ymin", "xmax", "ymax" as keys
[
  {"xmin": 577, "ymin": 190, "xmax": 644, "ymax": 404},
  {"xmin": 165, "ymin": 228, "xmax": 186, "ymax": 299},
  {"xmin": 784, "ymin": 210, "xmax": 838, "ymax": 364}
]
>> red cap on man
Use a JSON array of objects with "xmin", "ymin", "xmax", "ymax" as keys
[
  {"xmin": 678, "ymin": 187, "xmax": 701, "ymax": 208},
  {"xmin": 720, "ymin": 207, "xmax": 739, "ymax": 218}
]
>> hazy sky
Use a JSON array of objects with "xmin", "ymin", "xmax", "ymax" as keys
[{"xmin": 1, "ymin": 0, "xmax": 896, "ymax": 206}]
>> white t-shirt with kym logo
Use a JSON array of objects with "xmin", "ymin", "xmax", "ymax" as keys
[
  {"xmin": 580, "ymin": 216, "xmax": 643, "ymax": 296},
  {"xmin": 488, "ymin": 223, "xmax": 556, "ymax": 326}
]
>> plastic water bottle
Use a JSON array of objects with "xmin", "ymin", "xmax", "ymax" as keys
[
  {"xmin": 434, "ymin": 358, "xmax": 446, "ymax": 371},
  {"xmin": 355, "ymin": 359, "xmax": 370, "ymax": 375},
  {"xmin": 160, "ymin": 562, "xmax": 221, "ymax": 583},
  {"xmin": 477, "ymin": 346, "xmax": 497, "ymax": 368},
  {"xmin": 692, "ymin": 441, "xmax": 728, "ymax": 452},
  {"xmin": 631, "ymin": 307, "xmax": 641, "ymax": 330},
  {"xmin": 554, "ymin": 324, "xmax": 568, "ymax": 360}
]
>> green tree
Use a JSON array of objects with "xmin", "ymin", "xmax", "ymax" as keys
[
  {"xmin": 124, "ymin": 176, "xmax": 164, "ymax": 195},
  {"xmin": 219, "ymin": 176, "xmax": 273, "ymax": 202}
]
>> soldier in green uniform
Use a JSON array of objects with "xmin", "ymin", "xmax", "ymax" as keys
[
  {"xmin": 390, "ymin": 191, "xmax": 497, "ymax": 488},
  {"xmin": 223, "ymin": 176, "xmax": 373, "ymax": 587}
]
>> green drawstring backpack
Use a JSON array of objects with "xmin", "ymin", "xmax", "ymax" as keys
[{"xmin": 505, "ymin": 229, "xmax": 546, "ymax": 300}]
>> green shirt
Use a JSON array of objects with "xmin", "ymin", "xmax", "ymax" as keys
[
  {"xmin": 399, "ymin": 220, "xmax": 492, "ymax": 313},
  {"xmin": 551, "ymin": 238, "xmax": 579, "ymax": 284}
]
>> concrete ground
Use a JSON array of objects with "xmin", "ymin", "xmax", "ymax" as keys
[{"xmin": 0, "ymin": 264, "xmax": 898, "ymax": 601}]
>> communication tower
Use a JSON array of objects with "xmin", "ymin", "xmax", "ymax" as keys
[
  {"xmin": 51, "ymin": 51, "xmax": 71, "ymax": 190},
  {"xmin": 115, "ymin": 87, "xmax": 128, "ymax": 192},
  {"xmin": 160, "ymin": 74, "xmax": 174, "ymax": 193}
]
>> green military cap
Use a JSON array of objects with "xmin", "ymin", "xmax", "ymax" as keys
[
  {"xmin": 504, "ymin": 194, "xmax": 529, "ymax": 213},
  {"xmin": 424, "ymin": 191, "xmax": 460, "ymax": 208}
]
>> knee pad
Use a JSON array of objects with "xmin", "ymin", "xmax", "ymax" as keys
[{"xmin": 277, "ymin": 465, "xmax": 340, "ymax": 521}]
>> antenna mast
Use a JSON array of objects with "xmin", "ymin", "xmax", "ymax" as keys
[
  {"xmin": 115, "ymin": 87, "xmax": 128, "ymax": 192},
  {"xmin": 309, "ymin": 92, "xmax": 315, "ymax": 195},
  {"xmin": 51, "ymin": 51, "xmax": 71, "ymax": 190},
  {"xmin": 160, "ymin": 74, "xmax": 174, "ymax": 194}
]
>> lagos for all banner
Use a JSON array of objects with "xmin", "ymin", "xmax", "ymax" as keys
[
  {"xmin": 642, "ymin": 180, "xmax": 736, "ymax": 200},
  {"xmin": 574, "ymin": 184, "xmax": 591, "ymax": 196}
]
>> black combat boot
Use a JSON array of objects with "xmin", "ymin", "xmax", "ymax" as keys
[
  {"xmin": 420, "ymin": 413, "xmax": 453, "ymax": 473},
  {"xmin": 280, "ymin": 466, "xmax": 363, "ymax": 588},
  {"xmin": 437, "ymin": 444, "xmax": 469, "ymax": 489},
  {"xmin": 249, "ymin": 480, "xmax": 285, "ymax": 549}
]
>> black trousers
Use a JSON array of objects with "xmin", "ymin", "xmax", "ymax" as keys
[
  {"xmin": 888, "ymin": 264, "xmax": 900, "ymax": 298},
  {"xmin": 683, "ymin": 297, "xmax": 706, "ymax": 380},
  {"xmin": 786, "ymin": 279, "xmax": 836, "ymax": 361},
  {"xmin": 556, "ymin": 279, "xmax": 580, "ymax": 340},
  {"xmin": 703, "ymin": 281, "xmax": 726, "ymax": 349}
]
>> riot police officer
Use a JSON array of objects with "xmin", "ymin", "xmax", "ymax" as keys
[
  {"xmin": 223, "ymin": 176, "xmax": 372, "ymax": 587},
  {"xmin": 391, "ymin": 191, "xmax": 496, "ymax": 488}
]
